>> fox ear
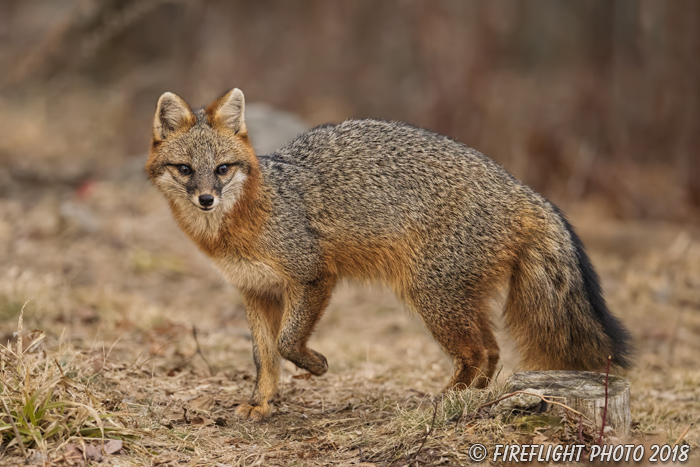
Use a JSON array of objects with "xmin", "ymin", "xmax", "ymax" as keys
[
  {"xmin": 209, "ymin": 88, "xmax": 247, "ymax": 135},
  {"xmin": 153, "ymin": 92, "xmax": 194, "ymax": 140}
]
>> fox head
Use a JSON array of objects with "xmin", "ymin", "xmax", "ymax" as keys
[{"xmin": 146, "ymin": 89, "xmax": 260, "ymax": 238}]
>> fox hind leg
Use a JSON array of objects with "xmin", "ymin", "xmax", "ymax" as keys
[
  {"xmin": 408, "ymin": 287, "xmax": 499, "ymax": 391},
  {"xmin": 476, "ymin": 316, "xmax": 500, "ymax": 387}
]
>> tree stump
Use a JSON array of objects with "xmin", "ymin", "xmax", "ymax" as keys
[{"xmin": 499, "ymin": 371, "xmax": 631, "ymax": 436}]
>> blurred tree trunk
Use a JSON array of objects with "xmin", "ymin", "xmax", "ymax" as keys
[{"xmin": 3, "ymin": 0, "xmax": 176, "ymax": 90}]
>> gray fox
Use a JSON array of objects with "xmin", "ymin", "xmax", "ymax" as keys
[{"xmin": 146, "ymin": 88, "xmax": 632, "ymax": 421}]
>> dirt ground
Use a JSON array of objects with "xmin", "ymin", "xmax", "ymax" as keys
[{"xmin": 0, "ymin": 163, "xmax": 699, "ymax": 465}]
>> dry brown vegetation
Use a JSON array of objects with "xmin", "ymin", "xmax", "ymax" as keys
[{"xmin": 1, "ymin": 1, "xmax": 699, "ymax": 465}]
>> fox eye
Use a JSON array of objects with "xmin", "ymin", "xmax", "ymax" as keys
[
  {"xmin": 177, "ymin": 165, "xmax": 192, "ymax": 175},
  {"xmin": 216, "ymin": 164, "xmax": 230, "ymax": 175}
]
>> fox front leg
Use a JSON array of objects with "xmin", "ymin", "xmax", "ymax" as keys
[
  {"xmin": 276, "ymin": 277, "xmax": 336, "ymax": 377},
  {"xmin": 236, "ymin": 292, "xmax": 282, "ymax": 421}
]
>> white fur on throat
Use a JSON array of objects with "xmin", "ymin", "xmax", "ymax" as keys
[{"xmin": 213, "ymin": 255, "xmax": 285, "ymax": 296}]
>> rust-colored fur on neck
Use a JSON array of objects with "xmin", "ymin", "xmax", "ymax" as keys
[{"xmin": 191, "ymin": 159, "xmax": 269, "ymax": 258}]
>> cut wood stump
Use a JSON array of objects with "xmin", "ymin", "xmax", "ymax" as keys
[{"xmin": 499, "ymin": 371, "xmax": 631, "ymax": 436}]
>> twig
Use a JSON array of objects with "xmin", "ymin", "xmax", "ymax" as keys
[
  {"xmin": 597, "ymin": 355, "xmax": 612, "ymax": 445},
  {"xmin": 477, "ymin": 390, "xmax": 587, "ymax": 419},
  {"xmin": 673, "ymin": 423, "xmax": 694, "ymax": 447},
  {"xmin": 494, "ymin": 364, "xmax": 504, "ymax": 381},
  {"xmin": 578, "ymin": 416, "xmax": 584, "ymax": 443},
  {"xmin": 410, "ymin": 399, "xmax": 438, "ymax": 463},
  {"xmin": 1, "ymin": 396, "xmax": 27, "ymax": 458},
  {"xmin": 54, "ymin": 358, "xmax": 66, "ymax": 377},
  {"xmin": 192, "ymin": 326, "xmax": 214, "ymax": 376},
  {"xmin": 358, "ymin": 446, "xmax": 364, "ymax": 463},
  {"xmin": 327, "ymin": 430, "xmax": 338, "ymax": 451}
]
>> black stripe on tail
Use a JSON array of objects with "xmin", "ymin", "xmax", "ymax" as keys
[{"xmin": 553, "ymin": 206, "xmax": 634, "ymax": 369}]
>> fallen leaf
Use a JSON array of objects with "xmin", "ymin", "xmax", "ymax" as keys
[
  {"xmin": 215, "ymin": 417, "xmax": 227, "ymax": 426},
  {"xmin": 190, "ymin": 416, "xmax": 215, "ymax": 426},
  {"xmin": 189, "ymin": 394, "xmax": 215, "ymax": 411},
  {"xmin": 103, "ymin": 439, "xmax": 123, "ymax": 455},
  {"xmin": 64, "ymin": 444, "xmax": 83, "ymax": 460},
  {"xmin": 84, "ymin": 444, "xmax": 103, "ymax": 462}
]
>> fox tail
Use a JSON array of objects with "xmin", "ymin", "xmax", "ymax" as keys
[{"xmin": 504, "ymin": 205, "xmax": 633, "ymax": 371}]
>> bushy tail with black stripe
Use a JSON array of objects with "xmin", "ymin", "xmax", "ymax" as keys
[{"xmin": 505, "ymin": 204, "xmax": 633, "ymax": 371}]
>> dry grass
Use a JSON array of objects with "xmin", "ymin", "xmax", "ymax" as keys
[
  {"xmin": 0, "ymin": 307, "xmax": 138, "ymax": 463},
  {"xmin": 0, "ymin": 177, "xmax": 699, "ymax": 465}
]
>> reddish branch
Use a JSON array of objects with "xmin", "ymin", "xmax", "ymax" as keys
[{"xmin": 596, "ymin": 355, "xmax": 612, "ymax": 445}]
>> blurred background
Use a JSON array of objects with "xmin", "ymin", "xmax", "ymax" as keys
[{"xmin": 1, "ymin": 0, "xmax": 698, "ymax": 221}]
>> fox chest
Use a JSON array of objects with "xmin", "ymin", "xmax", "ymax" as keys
[{"xmin": 213, "ymin": 256, "xmax": 285, "ymax": 295}]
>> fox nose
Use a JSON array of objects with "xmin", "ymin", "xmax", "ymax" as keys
[{"xmin": 198, "ymin": 194, "xmax": 215, "ymax": 207}]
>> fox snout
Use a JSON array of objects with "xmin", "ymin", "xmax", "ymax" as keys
[
  {"xmin": 193, "ymin": 192, "xmax": 219, "ymax": 211},
  {"xmin": 199, "ymin": 194, "xmax": 215, "ymax": 207}
]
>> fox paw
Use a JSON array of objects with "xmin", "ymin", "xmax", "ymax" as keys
[
  {"xmin": 307, "ymin": 350, "xmax": 329, "ymax": 376},
  {"xmin": 235, "ymin": 402, "xmax": 270, "ymax": 421}
]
